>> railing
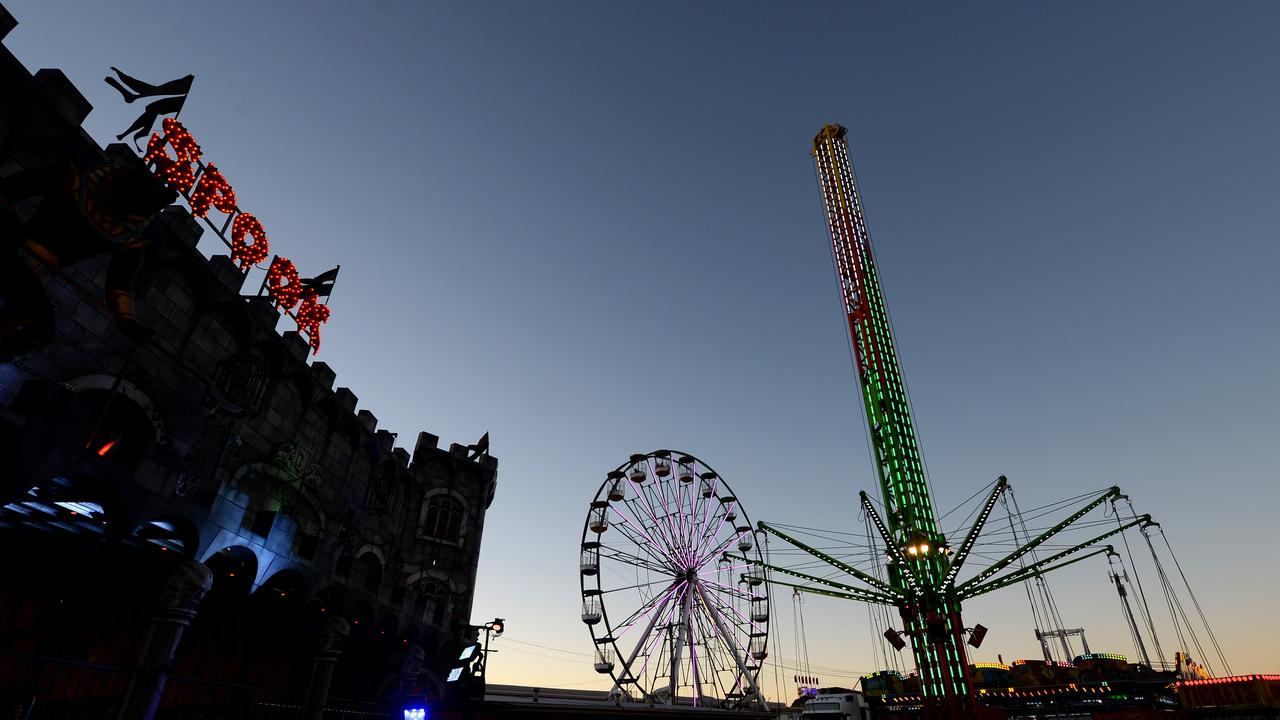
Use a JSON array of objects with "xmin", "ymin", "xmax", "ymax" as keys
[
  {"xmin": 0, "ymin": 651, "xmax": 395, "ymax": 720},
  {"xmin": 0, "ymin": 651, "xmax": 128, "ymax": 719}
]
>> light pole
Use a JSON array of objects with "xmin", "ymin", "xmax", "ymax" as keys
[{"xmin": 467, "ymin": 618, "xmax": 504, "ymax": 685}]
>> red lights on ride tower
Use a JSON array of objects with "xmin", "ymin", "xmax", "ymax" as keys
[{"xmin": 141, "ymin": 117, "xmax": 332, "ymax": 352}]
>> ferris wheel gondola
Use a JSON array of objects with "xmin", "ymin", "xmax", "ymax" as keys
[{"xmin": 579, "ymin": 450, "xmax": 769, "ymax": 710}]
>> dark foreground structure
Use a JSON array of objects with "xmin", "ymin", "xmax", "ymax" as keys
[{"xmin": 0, "ymin": 5, "xmax": 497, "ymax": 718}]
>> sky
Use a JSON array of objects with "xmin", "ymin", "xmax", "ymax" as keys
[{"xmin": 6, "ymin": 0, "xmax": 1279, "ymax": 699}]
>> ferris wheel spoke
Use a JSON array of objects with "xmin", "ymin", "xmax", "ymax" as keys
[
  {"xmin": 619, "ymin": 488, "xmax": 684, "ymax": 566},
  {"xmin": 649, "ymin": 480, "xmax": 693, "ymax": 568},
  {"xmin": 694, "ymin": 582, "xmax": 766, "ymax": 704},
  {"xmin": 598, "ymin": 547, "xmax": 672, "ymax": 576},
  {"xmin": 694, "ymin": 531, "xmax": 740, "ymax": 572},
  {"xmin": 696, "ymin": 501, "xmax": 739, "ymax": 561},
  {"xmin": 610, "ymin": 580, "xmax": 682, "ymax": 640},
  {"xmin": 675, "ymin": 472, "xmax": 702, "ymax": 564},
  {"xmin": 692, "ymin": 519, "xmax": 730, "ymax": 568},
  {"xmin": 690, "ymin": 602, "xmax": 735, "ymax": 700},
  {"xmin": 699, "ymin": 582, "xmax": 764, "ymax": 643},
  {"xmin": 688, "ymin": 472, "xmax": 721, "ymax": 557},
  {"xmin": 640, "ymin": 476, "xmax": 691, "ymax": 566},
  {"xmin": 642, "ymin": 467, "xmax": 691, "ymax": 567},
  {"xmin": 607, "ymin": 581, "xmax": 680, "ymax": 697},
  {"xmin": 630, "ymin": 581, "xmax": 687, "ymax": 690},
  {"xmin": 661, "ymin": 474, "xmax": 690, "ymax": 565},
  {"xmin": 698, "ymin": 575, "xmax": 755, "ymax": 602},
  {"xmin": 692, "ymin": 585, "xmax": 757, "ymax": 704},
  {"xmin": 651, "ymin": 457, "xmax": 695, "ymax": 559},
  {"xmin": 697, "ymin": 585, "xmax": 753, "ymax": 639},
  {"xmin": 601, "ymin": 576, "xmax": 680, "ymax": 596},
  {"xmin": 603, "ymin": 518, "xmax": 679, "ymax": 571},
  {"xmin": 660, "ymin": 468, "xmax": 701, "ymax": 568},
  {"xmin": 612, "ymin": 499, "xmax": 682, "ymax": 567}
]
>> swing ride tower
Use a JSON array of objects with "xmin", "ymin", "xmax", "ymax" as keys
[
  {"xmin": 786, "ymin": 125, "xmax": 1151, "ymax": 717},
  {"xmin": 811, "ymin": 122, "xmax": 973, "ymax": 710}
]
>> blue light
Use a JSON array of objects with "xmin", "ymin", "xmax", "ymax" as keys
[{"xmin": 403, "ymin": 709, "xmax": 427, "ymax": 720}]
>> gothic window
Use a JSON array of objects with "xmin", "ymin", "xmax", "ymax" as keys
[
  {"xmin": 364, "ymin": 462, "xmax": 396, "ymax": 517},
  {"xmin": 422, "ymin": 495, "xmax": 464, "ymax": 542},
  {"xmin": 290, "ymin": 500, "xmax": 322, "ymax": 562},
  {"xmin": 210, "ymin": 353, "xmax": 269, "ymax": 417},
  {"xmin": 240, "ymin": 492, "xmax": 277, "ymax": 539},
  {"xmin": 352, "ymin": 552, "xmax": 383, "ymax": 594},
  {"xmin": 415, "ymin": 579, "xmax": 449, "ymax": 626}
]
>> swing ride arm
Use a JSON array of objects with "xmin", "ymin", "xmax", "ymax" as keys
[
  {"xmin": 955, "ymin": 486, "xmax": 1121, "ymax": 595},
  {"xmin": 961, "ymin": 545, "xmax": 1115, "ymax": 599},
  {"xmin": 859, "ymin": 491, "xmax": 922, "ymax": 593},
  {"xmin": 964, "ymin": 515, "xmax": 1151, "ymax": 598},
  {"xmin": 761, "ymin": 575, "xmax": 898, "ymax": 605},
  {"xmin": 726, "ymin": 553, "xmax": 900, "ymax": 605},
  {"xmin": 756, "ymin": 521, "xmax": 903, "ymax": 599},
  {"xmin": 941, "ymin": 476, "xmax": 1008, "ymax": 586}
]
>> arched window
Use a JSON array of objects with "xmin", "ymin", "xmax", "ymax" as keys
[
  {"xmin": 352, "ymin": 552, "xmax": 383, "ymax": 594},
  {"xmin": 422, "ymin": 495, "xmax": 464, "ymax": 541},
  {"xmin": 415, "ymin": 578, "xmax": 450, "ymax": 626},
  {"xmin": 290, "ymin": 498, "xmax": 323, "ymax": 562}
]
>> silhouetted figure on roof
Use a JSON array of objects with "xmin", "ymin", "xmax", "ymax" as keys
[{"xmin": 105, "ymin": 67, "xmax": 193, "ymax": 142}]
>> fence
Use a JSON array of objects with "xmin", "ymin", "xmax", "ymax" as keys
[{"xmin": 0, "ymin": 651, "xmax": 395, "ymax": 720}]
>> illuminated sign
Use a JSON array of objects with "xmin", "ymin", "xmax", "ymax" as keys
[
  {"xmin": 403, "ymin": 709, "xmax": 427, "ymax": 720},
  {"xmin": 141, "ymin": 118, "xmax": 333, "ymax": 352},
  {"xmin": 446, "ymin": 667, "xmax": 464, "ymax": 683}
]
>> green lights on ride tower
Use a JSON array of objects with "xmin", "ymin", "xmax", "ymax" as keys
[
  {"xmin": 812, "ymin": 124, "xmax": 971, "ymax": 704},
  {"xmin": 725, "ymin": 125, "xmax": 1168, "ymax": 717}
]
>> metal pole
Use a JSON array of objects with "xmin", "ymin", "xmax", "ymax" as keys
[
  {"xmin": 693, "ymin": 583, "xmax": 769, "ymax": 711},
  {"xmin": 608, "ymin": 584, "xmax": 677, "ymax": 697}
]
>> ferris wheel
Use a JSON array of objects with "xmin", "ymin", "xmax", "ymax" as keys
[{"xmin": 579, "ymin": 450, "xmax": 769, "ymax": 709}]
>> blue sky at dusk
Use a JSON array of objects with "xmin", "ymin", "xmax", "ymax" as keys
[{"xmin": 6, "ymin": 0, "xmax": 1278, "ymax": 694}]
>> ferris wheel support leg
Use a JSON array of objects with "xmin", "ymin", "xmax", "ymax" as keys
[
  {"xmin": 610, "ymin": 584, "xmax": 678, "ymax": 699},
  {"xmin": 694, "ymin": 582, "xmax": 770, "ymax": 712},
  {"xmin": 669, "ymin": 583, "xmax": 692, "ymax": 704}
]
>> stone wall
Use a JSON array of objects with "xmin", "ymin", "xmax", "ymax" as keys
[{"xmin": 0, "ymin": 2, "xmax": 496, "ymax": 704}]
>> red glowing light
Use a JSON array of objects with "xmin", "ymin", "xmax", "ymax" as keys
[
  {"xmin": 267, "ymin": 256, "xmax": 303, "ymax": 310},
  {"xmin": 144, "ymin": 118, "xmax": 201, "ymax": 193},
  {"xmin": 97, "ymin": 439, "xmax": 118, "ymax": 457},
  {"xmin": 188, "ymin": 163, "xmax": 237, "ymax": 218},
  {"xmin": 230, "ymin": 213, "xmax": 270, "ymax": 268},
  {"xmin": 295, "ymin": 290, "xmax": 331, "ymax": 353},
  {"xmin": 140, "ymin": 117, "xmax": 336, "ymax": 352}
]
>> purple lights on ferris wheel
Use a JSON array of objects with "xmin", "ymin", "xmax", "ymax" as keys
[{"xmin": 579, "ymin": 450, "xmax": 770, "ymax": 711}]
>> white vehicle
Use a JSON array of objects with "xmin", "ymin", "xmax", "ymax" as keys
[{"xmin": 801, "ymin": 690, "xmax": 869, "ymax": 720}]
